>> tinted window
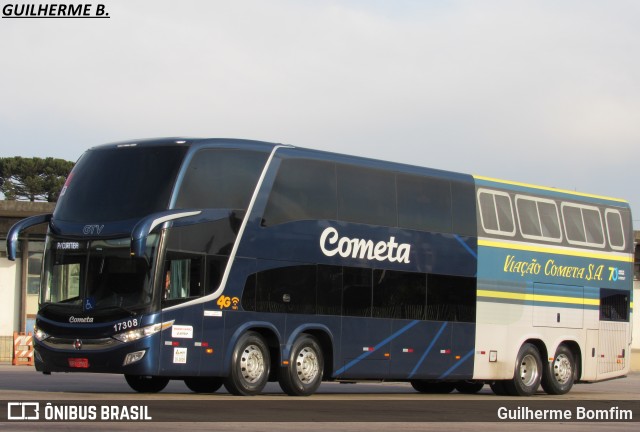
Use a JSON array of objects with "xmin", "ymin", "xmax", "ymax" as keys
[
  {"xmin": 255, "ymin": 265, "xmax": 317, "ymax": 314},
  {"xmin": 478, "ymin": 192, "xmax": 498, "ymax": 231},
  {"xmin": 478, "ymin": 190, "xmax": 515, "ymax": 236},
  {"xmin": 517, "ymin": 198, "xmax": 541, "ymax": 237},
  {"xmin": 317, "ymin": 265, "xmax": 343, "ymax": 315},
  {"xmin": 605, "ymin": 210, "xmax": 625, "ymax": 250},
  {"xmin": 55, "ymin": 146, "xmax": 188, "ymax": 222},
  {"xmin": 342, "ymin": 267, "xmax": 372, "ymax": 317},
  {"xmin": 337, "ymin": 165, "xmax": 396, "ymax": 226},
  {"xmin": 262, "ymin": 159, "xmax": 337, "ymax": 226},
  {"xmin": 175, "ymin": 149, "xmax": 268, "ymax": 210},
  {"xmin": 563, "ymin": 205, "xmax": 585, "ymax": 243},
  {"xmin": 495, "ymin": 194, "xmax": 515, "ymax": 234},
  {"xmin": 373, "ymin": 270, "xmax": 426, "ymax": 319},
  {"xmin": 516, "ymin": 197, "xmax": 561, "ymax": 241},
  {"xmin": 583, "ymin": 208, "xmax": 604, "ymax": 245},
  {"xmin": 600, "ymin": 289, "xmax": 629, "ymax": 322},
  {"xmin": 562, "ymin": 204, "xmax": 604, "ymax": 247},
  {"xmin": 539, "ymin": 201, "xmax": 561, "ymax": 239},
  {"xmin": 426, "ymin": 274, "xmax": 476, "ymax": 322},
  {"xmin": 397, "ymin": 174, "xmax": 451, "ymax": 233},
  {"xmin": 451, "ymin": 180, "xmax": 477, "ymax": 236}
]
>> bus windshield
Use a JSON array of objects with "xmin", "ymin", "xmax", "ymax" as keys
[
  {"xmin": 54, "ymin": 145, "xmax": 188, "ymax": 222},
  {"xmin": 41, "ymin": 235, "xmax": 159, "ymax": 314}
]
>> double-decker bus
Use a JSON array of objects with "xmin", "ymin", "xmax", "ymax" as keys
[{"xmin": 7, "ymin": 138, "xmax": 633, "ymax": 396}]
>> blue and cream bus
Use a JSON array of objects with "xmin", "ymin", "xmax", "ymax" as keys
[{"xmin": 7, "ymin": 138, "xmax": 633, "ymax": 396}]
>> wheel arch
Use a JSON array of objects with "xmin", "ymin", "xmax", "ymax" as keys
[
  {"xmin": 224, "ymin": 321, "xmax": 282, "ymax": 377},
  {"xmin": 522, "ymin": 338, "xmax": 548, "ymax": 368}
]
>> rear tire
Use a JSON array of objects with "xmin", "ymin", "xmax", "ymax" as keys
[
  {"xmin": 224, "ymin": 331, "xmax": 270, "ymax": 396},
  {"xmin": 184, "ymin": 377, "xmax": 223, "ymax": 393},
  {"xmin": 490, "ymin": 380, "xmax": 509, "ymax": 396},
  {"xmin": 504, "ymin": 343, "xmax": 542, "ymax": 396},
  {"xmin": 279, "ymin": 334, "xmax": 324, "ymax": 396},
  {"xmin": 455, "ymin": 381, "xmax": 485, "ymax": 394},
  {"xmin": 125, "ymin": 375, "xmax": 169, "ymax": 393},
  {"xmin": 541, "ymin": 344, "xmax": 576, "ymax": 395},
  {"xmin": 411, "ymin": 380, "xmax": 455, "ymax": 394}
]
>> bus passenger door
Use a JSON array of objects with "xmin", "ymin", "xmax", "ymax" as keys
[{"xmin": 158, "ymin": 254, "xmax": 206, "ymax": 376}]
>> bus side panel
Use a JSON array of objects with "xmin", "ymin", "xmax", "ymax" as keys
[
  {"xmin": 160, "ymin": 303, "xmax": 207, "ymax": 376},
  {"xmin": 337, "ymin": 317, "xmax": 393, "ymax": 379}
]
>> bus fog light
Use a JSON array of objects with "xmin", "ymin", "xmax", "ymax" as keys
[{"xmin": 123, "ymin": 350, "xmax": 146, "ymax": 366}]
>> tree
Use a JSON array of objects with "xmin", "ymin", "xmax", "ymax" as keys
[{"xmin": 0, "ymin": 157, "xmax": 75, "ymax": 202}]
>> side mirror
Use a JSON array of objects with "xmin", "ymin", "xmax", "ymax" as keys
[{"xmin": 6, "ymin": 213, "xmax": 53, "ymax": 261}]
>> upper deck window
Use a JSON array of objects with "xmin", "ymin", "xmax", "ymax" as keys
[
  {"xmin": 604, "ymin": 209, "xmax": 625, "ymax": 251},
  {"xmin": 397, "ymin": 174, "xmax": 452, "ymax": 233},
  {"xmin": 477, "ymin": 189, "xmax": 516, "ymax": 236},
  {"xmin": 561, "ymin": 203, "xmax": 605, "ymax": 248},
  {"xmin": 515, "ymin": 195, "xmax": 562, "ymax": 242},
  {"xmin": 54, "ymin": 146, "xmax": 188, "ymax": 222},
  {"xmin": 262, "ymin": 158, "xmax": 337, "ymax": 226},
  {"xmin": 175, "ymin": 149, "xmax": 269, "ymax": 210},
  {"xmin": 337, "ymin": 165, "xmax": 397, "ymax": 227}
]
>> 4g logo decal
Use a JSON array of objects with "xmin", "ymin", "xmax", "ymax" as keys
[{"xmin": 216, "ymin": 295, "xmax": 240, "ymax": 310}]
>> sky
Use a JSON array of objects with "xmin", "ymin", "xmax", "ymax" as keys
[{"xmin": 1, "ymin": 0, "xmax": 638, "ymax": 228}]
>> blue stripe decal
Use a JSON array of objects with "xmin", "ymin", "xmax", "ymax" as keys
[
  {"xmin": 335, "ymin": 320, "xmax": 420, "ymax": 376},
  {"xmin": 455, "ymin": 235, "xmax": 477, "ymax": 260},
  {"xmin": 408, "ymin": 322, "xmax": 448, "ymax": 378},
  {"xmin": 438, "ymin": 349, "xmax": 475, "ymax": 379}
]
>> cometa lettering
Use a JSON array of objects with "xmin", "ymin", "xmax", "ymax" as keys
[
  {"xmin": 319, "ymin": 227, "xmax": 411, "ymax": 264},
  {"xmin": 69, "ymin": 316, "xmax": 94, "ymax": 323}
]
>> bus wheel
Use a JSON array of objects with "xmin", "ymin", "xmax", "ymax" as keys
[
  {"xmin": 505, "ymin": 343, "xmax": 542, "ymax": 396},
  {"xmin": 410, "ymin": 380, "xmax": 455, "ymax": 394},
  {"xmin": 184, "ymin": 377, "xmax": 223, "ymax": 393},
  {"xmin": 279, "ymin": 334, "xmax": 324, "ymax": 396},
  {"xmin": 455, "ymin": 380, "xmax": 485, "ymax": 394},
  {"xmin": 224, "ymin": 331, "xmax": 271, "ymax": 396},
  {"xmin": 541, "ymin": 344, "xmax": 575, "ymax": 395},
  {"xmin": 124, "ymin": 375, "xmax": 169, "ymax": 393},
  {"xmin": 490, "ymin": 380, "xmax": 509, "ymax": 396}
]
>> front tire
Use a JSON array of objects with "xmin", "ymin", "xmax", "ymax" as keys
[
  {"xmin": 504, "ymin": 343, "xmax": 542, "ymax": 396},
  {"xmin": 224, "ymin": 332, "xmax": 270, "ymax": 396},
  {"xmin": 125, "ymin": 375, "xmax": 169, "ymax": 393},
  {"xmin": 541, "ymin": 344, "xmax": 576, "ymax": 395}
]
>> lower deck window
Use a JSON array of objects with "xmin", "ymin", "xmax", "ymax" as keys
[
  {"xmin": 241, "ymin": 264, "xmax": 476, "ymax": 322},
  {"xmin": 600, "ymin": 288, "xmax": 629, "ymax": 322}
]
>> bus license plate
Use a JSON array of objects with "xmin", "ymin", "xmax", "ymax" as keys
[{"xmin": 68, "ymin": 358, "xmax": 89, "ymax": 368}]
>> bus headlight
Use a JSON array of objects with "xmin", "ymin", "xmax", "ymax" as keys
[
  {"xmin": 33, "ymin": 325, "xmax": 50, "ymax": 341},
  {"xmin": 113, "ymin": 320, "xmax": 174, "ymax": 343}
]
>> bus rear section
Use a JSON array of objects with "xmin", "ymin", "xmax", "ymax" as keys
[{"xmin": 473, "ymin": 176, "xmax": 633, "ymax": 396}]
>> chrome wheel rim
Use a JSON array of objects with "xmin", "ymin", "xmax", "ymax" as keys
[
  {"xmin": 240, "ymin": 344, "xmax": 265, "ymax": 384},
  {"xmin": 520, "ymin": 353, "xmax": 539, "ymax": 387},
  {"xmin": 553, "ymin": 354, "xmax": 572, "ymax": 385},
  {"xmin": 296, "ymin": 346, "xmax": 319, "ymax": 384}
]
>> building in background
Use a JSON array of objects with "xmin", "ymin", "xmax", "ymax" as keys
[{"xmin": 0, "ymin": 201, "xmax": 55, "ymax": 362}]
